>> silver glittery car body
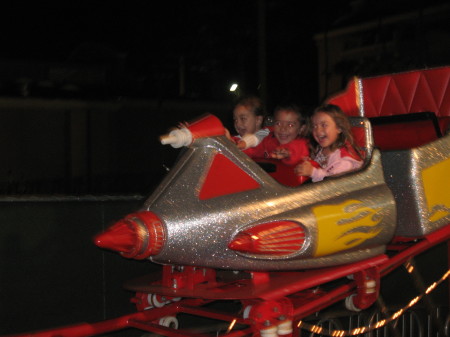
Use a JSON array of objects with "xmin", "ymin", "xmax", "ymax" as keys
[
  {"xmin": 138, "ymin": 116, "xmax": 449, "ymax": 271},
  {"xmin": 141, "ymin": 135, "xmax": 395, "ymax": 270},
  {"xmin": 95, "ymin": 67, "xmax": 450, "ymax": 272}
]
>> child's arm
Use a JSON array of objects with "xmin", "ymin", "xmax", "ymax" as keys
[
  {"xmin": 273, "ymin": 138, "xmax": 309, "ymax": 166},
  {"xmin": 310, "ymin": 155, "xmax": 363, "ymax": 182},
  {"xmin": 242, "ymin": 138, "xmax": 268, "ymax": 158},
  {"xmin": 238, "ymin": 134, "xmax": 259, "ymax": 150},
  {"xmin": 238, "ymin": 128, "xmax": 270, "ymax": 150},
  {"xmin": 255, "ymin": 128, "xmax": 270, "ymax": 143}
]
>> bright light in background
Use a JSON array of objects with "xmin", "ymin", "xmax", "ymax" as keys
[{"xmin": 229, "ymin": 83, "xmax": 238, "ymax": 92}]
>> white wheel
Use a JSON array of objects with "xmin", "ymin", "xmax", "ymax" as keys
[
  {"xmin": 159, "ymin": 316, "xmax": 179, "ymax": 329},
  {"xmin": 345, "ymin": 294, "xmax": 361, "ymax": 312},
  {"xmin": 151, "ymin": 294, "xmax": 167, "ymax": 308}
]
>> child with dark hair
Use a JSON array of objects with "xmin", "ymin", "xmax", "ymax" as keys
[
  {"xmin": 295, "ymin": 104, "xmax": 363, "ymax": 182},
  {"xmin": 244, "ymin": 104, "xmax": 309, "ymax": 166}
]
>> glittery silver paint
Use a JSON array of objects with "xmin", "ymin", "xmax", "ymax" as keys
[
  {"xmin": 141, "ymin": 135, "xmax": 396, "ymax": 271},
  {"xmin": 381, "ymin": 133, "xmax": 450, "ymax": 236},
  {"xmin": 356, "ymin": 78, "xmax": 365, "ymax": 117}
]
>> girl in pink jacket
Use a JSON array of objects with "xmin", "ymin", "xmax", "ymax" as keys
[{"xmin": 295, "ymin": 104, "xmax": 363, "ymax": 182}]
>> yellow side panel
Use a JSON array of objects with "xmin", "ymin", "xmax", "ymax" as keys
[
  {"xmin": 422, "ymin": 158, "xmax": 450, "ymax": 223},
  {"xmin": 313, "ymin": 200, "xmax": 383, "ymax": 257}
]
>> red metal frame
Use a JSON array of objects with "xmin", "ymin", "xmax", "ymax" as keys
[{"xmin": 6, "ymin": 224, "xmax": 449, "ymax": 337}]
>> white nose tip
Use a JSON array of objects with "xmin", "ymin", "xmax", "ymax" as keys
[{"xmin": 160, "ymin": 128, "xmax": 193, "ymax": 148}]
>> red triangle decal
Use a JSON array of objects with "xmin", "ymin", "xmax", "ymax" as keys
[{"xmin": 199, "ymin": 154, "xmax": 260, "ymax": 200}]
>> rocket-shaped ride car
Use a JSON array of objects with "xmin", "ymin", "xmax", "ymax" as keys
[{"xmin": 94, "ymin": 114, "xmax": 397, "ymax": 271}]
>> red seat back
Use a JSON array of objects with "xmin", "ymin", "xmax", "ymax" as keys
[
  {"xmin": 327, "ymin": 66, "xmax": 450, "ymax": 138},
  {"xmin": 369, "ymin": 112, "xmax": 441, "ymax": 150}
]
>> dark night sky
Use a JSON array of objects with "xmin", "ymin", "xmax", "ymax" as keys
[
  {"xmin": 0, "ymin": 0, "xmax": 446, "ymax": 107},
  {"xmin": 0, "ymin": 1, "xmax": 324, "ymax": 58},
  {"xmin": 0, "ymin": 1, "xmax": 351, "ymax": 107},
  {"xmin": 0, "ymin": 0, "xmax": 448, "ymax": 195}
]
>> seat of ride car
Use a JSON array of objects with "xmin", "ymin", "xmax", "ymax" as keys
[
  {"xmin": 254, "ymin": 116, "xmax": 374, "ymax": 186},
  {"xmin": 369, "ymin": 111, "xmax": 442, "ymax": 150}
]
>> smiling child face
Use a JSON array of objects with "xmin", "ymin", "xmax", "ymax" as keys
[
  {"xmin": 233, "ymin": 105, "xmax": 263, "ymax": 137},
  {"xmin": 311, "ymin": 111, "xmax": 341, "ymax": 150},
  {"xmin": 273, "ymin": 109, "xmax": 301, "ymax": 145}
]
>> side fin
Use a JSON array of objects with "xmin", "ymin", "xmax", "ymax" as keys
[{"xmin": 199, "ymin": 153, "xmax": 260, "ymax": 200}]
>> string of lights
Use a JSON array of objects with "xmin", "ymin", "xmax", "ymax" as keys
[{"xmin": 296, "ymin": 264, "xmax": 450, "ymax": 336}]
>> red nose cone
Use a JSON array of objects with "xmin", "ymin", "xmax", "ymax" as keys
[
  {"xmin": 94, "ymin": 211, "xmax": 165, "ymax": 260},
  {"xmin": 94, "ymin": 221, "xmax": 136, "ymax": 253}
]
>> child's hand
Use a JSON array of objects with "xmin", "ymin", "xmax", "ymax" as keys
[
  {"xmin": 237, "ymin": 140, "xmax": 247, "ymax": 150},
  {"xmin": 271, "ymin": 147, "xmax": 290, "ymax": 159},
  {"xmin": 224, "ymin": 128, "xmax": 233, "ymax": 140},
  {"xmin": 295, "ymin": 158, "xmax": 314, "ymax": 177}
]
